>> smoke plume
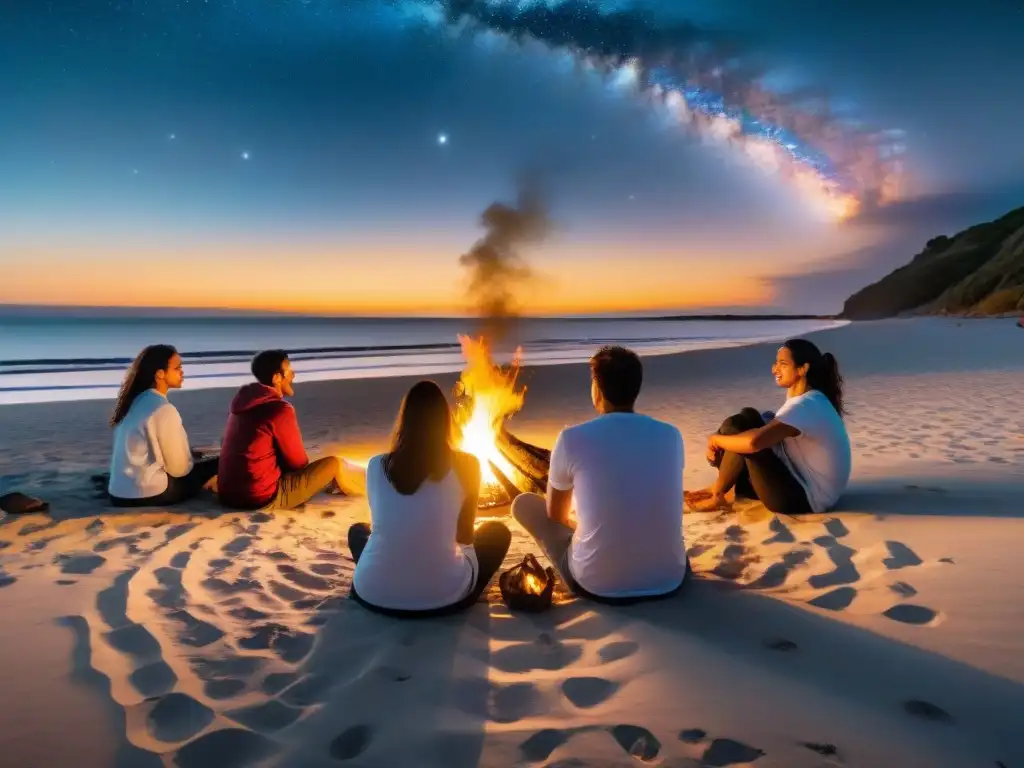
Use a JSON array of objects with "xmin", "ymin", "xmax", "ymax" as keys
[
  {"xmin": 459, "ymin": 176, "xmax": 551, "ymax": 342},
  {"xmin": 437, "ymin": 0, "xmax": 906, "ymax": 220}
]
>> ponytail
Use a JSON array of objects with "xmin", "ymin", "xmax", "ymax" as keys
[
  {"xmin": 818, "ymin": 352, "xmax": 845, "ymax": 417},
  {"xmin": 784, "ymin": 339, "xmax": 845, "ymax": 418}
]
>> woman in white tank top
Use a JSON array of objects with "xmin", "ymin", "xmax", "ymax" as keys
[{"xmin": 348, "ymin": 380, "xmax": 512, "ymax": 616}]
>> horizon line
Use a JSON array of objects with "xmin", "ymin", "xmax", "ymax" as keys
[{"xmin": 0, "ymin": 302, "xmax": 833, "ymax": 321}]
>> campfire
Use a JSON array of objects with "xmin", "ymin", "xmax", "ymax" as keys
[{"xmin": 453, "ymin": 336, "xmax": 550, "ymax": 510}]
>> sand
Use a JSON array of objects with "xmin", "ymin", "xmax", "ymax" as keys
[{"xmin": 1, "ymin": 317, "xmax": 1022, "ymax": 768}]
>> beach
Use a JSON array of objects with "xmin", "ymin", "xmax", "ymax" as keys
[{"xmin": 1, "ymin": 317, "xmax": 1022, "ymax": 768}]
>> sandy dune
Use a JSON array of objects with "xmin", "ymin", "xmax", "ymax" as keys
[{"xmin": 1, "ymin": 318, "xmax": 1022, "ymax": 767}]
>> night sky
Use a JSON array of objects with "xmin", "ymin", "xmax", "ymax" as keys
[{"xmin": 2, "ymin": 0, "xmax": 1022, "ymax": 315}]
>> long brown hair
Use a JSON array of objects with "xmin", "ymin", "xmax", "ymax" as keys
[
  {"xmin": 110, "ymin": 344, "xmax": 178, "ymax": 426},
  {"xmin": 383, "ymin": 380, "xmax": 454, "ymax": 495},
  {"xmin": 784, "ymin": 338, "xmax": 845, "ymax": 417}
]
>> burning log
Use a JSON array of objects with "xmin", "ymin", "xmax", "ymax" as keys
[
  {"xmin": 496, "ymin": 425, "xmax": 549, "ymax": 492},
  {"xmin": 479, "ymin": 427, "xmax": 550, "ymax": 510}
]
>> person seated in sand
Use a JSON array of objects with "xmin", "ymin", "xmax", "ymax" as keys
[
  {"xmin": 512, "ymin": 346, "xmax": 687, "ymax": 603},
  {"xmin": 347, "ymin": 380, "xmax": 512, "ymax": 616},
  {"xmin": 687, "ymin": 338, "xmax": 851, "ymax": 516},
  {"xmin": 108, "ymin": 344, "xmax": 219, "ymax": 507},
  {"xmin": 217, "ymin": 350, "xmax": 365, "ymax": 510}
]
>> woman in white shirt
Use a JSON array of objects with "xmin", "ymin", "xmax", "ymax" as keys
[
  {"xmin": 349, "ymin": 380, "xmax": 511, "ymax": 616},
  {"xmin": 107, "ymin": 345, "xmax": 218, "ymax": 507},
  {"xmin": 687, "ymin": 338, "xmax": 852, "ymax": 515}
]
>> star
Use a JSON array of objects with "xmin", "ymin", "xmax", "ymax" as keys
[
  {"xmin": 437, "ymin": 132, "xmax": 448, "ymax": 145},
  {"xmin": 169, "ymin": 132, "xmax": 176, "ymax": 140},
  {"xmin": 241, "ymin": 151, "xmax": 250, "ymax": 160}
]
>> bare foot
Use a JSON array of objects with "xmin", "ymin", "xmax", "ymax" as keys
[
  {"xmin": 684, "ymin": 488, "xmax": 714, "ymax": 505},
  {"xmin": 684, "ymin": 493, "xmax": 733, "ymax": 512}
]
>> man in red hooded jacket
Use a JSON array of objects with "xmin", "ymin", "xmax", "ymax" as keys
[{"xmin": 218, "ymin": 350, "xmax": 364, "ymax": 510}]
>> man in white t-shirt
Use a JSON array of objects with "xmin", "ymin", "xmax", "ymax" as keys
[{"xmin": 511, "ymin": 346, "xmax": 687, "ymax": 601}]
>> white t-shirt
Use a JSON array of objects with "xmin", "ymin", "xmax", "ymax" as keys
[
  {"xmin": 549, "ymin": 413, "xmax": 686, "ymax": 599},
  {"xmin": 354, "ymin": 455, "xmax": 476, "ymax": 611},
  {"xmin": 774, "ymin": 390, "xmax": 852, "ymax": 513},
  {"xmin": 108, "ymin": 390, "xmax": 194, "ymax": 499}
]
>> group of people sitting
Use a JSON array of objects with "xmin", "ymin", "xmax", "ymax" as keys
[
  {"xmin": 108, "ymin": 346, "xmax": 366, "ymax": 512},
  {"xmin": 107, "ymin": 337, "xmax": 851, "ymax": 616}
]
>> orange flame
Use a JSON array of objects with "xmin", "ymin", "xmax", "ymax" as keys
[
  {"xmin": 523, "ymin": 570, "xmax": 546, "ymax": 595},
  {"xmin": 455, "ymin": 336, "xmax": 526, "ymax": 488}
]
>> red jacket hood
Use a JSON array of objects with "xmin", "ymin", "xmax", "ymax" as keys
[{"xmin": 230, "ymin": 383, "xmax": 285, "ymax": 414}]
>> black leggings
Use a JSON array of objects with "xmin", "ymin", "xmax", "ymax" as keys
[
  {"xmin": 347, "ymin": 521, "xmax": 512, "ymax": 618},
  {"xmin": 714, "ymin": 408, "xmax": 812, "ymax": 515},
  {"xmin": 109, "ymin": 457, "xmax": 219, "ymax": 508}
]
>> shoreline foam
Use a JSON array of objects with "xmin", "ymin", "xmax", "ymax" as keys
[{"xmin": 0, "ymin": 318, "xmax": 845, "ymax": 405}]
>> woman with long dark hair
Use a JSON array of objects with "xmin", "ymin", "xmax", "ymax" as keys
[
  {"xmin": 348, "ymin": 380, "xmax": 511, "ymax": 616},
  {"xmin": 108, "ymin": 345, "xmax": 218, "ymax": 507},
  {"xmin": 686, "ymin": 338, "xmax": 851, "ymax": 515}
]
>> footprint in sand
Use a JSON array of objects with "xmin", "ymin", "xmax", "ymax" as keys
[
  {"xmin": 762, "ymin": 638, "xmax": 799, "ymax": 652},
  {"xmin": 169, "ymin": 609, "xmax": 226, "ymax": 647},
  {"xmin": 492, "ymin": 633, "xmax": 583, "ymax": 673},
  {"xmin": 276, "ymin": 563, "xmax": 338, "ymax": 591},
  {"xmin": 608, "ymin": 724, "xmax": 661, "ymax": 762},
  {"xmin": 749, "ymin": 548, "xmax": 812, "ymax": 590},
  {"xmin": 808, "ymin": 536, "xmax": 859, "ymax": 589},
  {"xmin": 883, "ymin": 542, "xmax": 923, "ymax": 570},
  {"xmin": 329, "ymin": 724, "xmax": 374, "ymax": 761},
  {"xmin": 130, "ymin": 660, "xmax": 177, "ymax": 698},
  {"xmin": 762, "ymin": 517, "xmax": 796, "ymax": 545},
  {"xmin": 598, "ymin": 640, "xmax": 639, "ymax": 663},
  {"xmin": 228, "ymin": 606, "xmax": 270, "ymax": 622},
  {"xmin": 310, "ymin": 562, "xmax": 343, "ymax": 576},
  {"xmin": 888, "ymin": 581, "xmax": 918, "ymax": 598},
  {"xmin": 488, "ymin": 681, "xmax": 542, "ymax": 723},
  {"xmin": 724, "ymin": 525, "xmax": 748, "ymax": 543},
  {"xmin": 145, "ymin": 692, "xmax": 215, "ymax": 743},
  {"xmin": 678, "ymin": 728, "xmax": 707, "ymax": 744},
  {"xmin": 0, "ymin": 570, "xmax": 16, "ymax": 588},
  {"xmin": 238, "ymin": 623, "xmax": 314, "ymax": 663},
  {"xmin": 700, "ymin": 738, "xmax": 766, "ymax": 766},
  {"xmin": 903, "ymin": 699, "xmax": 954, "ymax": 724},
  {"xmin": 169, "ymin": 551, "xmax": 192, "ymax": 569},
  {"xmin": 561, "ymin": 677, "xmax": 620, "ymax": 709},
  {"xmin": 173, "ymin": 728, "xmax": 277, "ymax": 768},
  {"xmin": 808, "ymin": 587, "xmax": 857, "ymax": 611},
  {"xmin": 222, "ymin": 536, "xmax": 253, "ymax": 556},
  {"xmin": 712, "ymin": 544, "xmax": 752, "ymax": 581},
  {"xmin": 520, "ymin": 728, "xmax": 574, "ymax": 762},
  {"xmin": 883, "ymin": 604, "xmax": 940, "ymax": 626},
  {"xmin": 163, "ymin": 523, "xmax": 197, "ymax": 542}
]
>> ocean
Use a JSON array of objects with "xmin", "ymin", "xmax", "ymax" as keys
[{"xmin": 0, "ymin": 314, "xmax": 846, "ymax": 404}]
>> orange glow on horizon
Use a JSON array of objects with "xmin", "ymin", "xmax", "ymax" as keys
[{"xmin": 0, "ymin": 241, "xmax": 777, "ymax": 315}]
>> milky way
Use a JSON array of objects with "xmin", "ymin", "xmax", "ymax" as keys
[{"xmin": 430, "ymin": 0, "xmax": 906, "ymax": 220}]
